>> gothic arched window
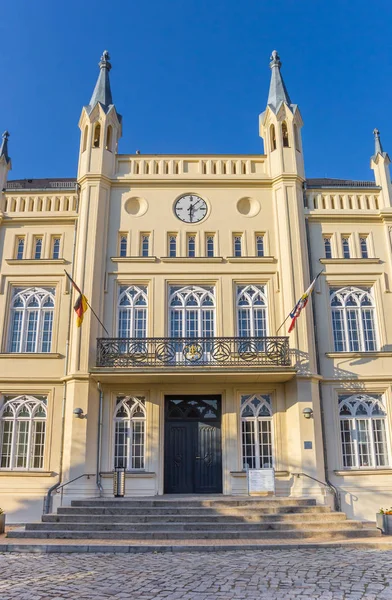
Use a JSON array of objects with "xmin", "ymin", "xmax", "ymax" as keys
[
  {"xmin": 282, "ymin": 121, "xmax": 289, "ymax": 147},
  {"xmin": 118, "ymin": 285, "xmax": 148, "ymax": 339},
  {"xmin": 113, "ymin": 396, "xmax": 146, "ymax": 469},
  {"xmin": 169, "ymin": 285, "xmax": 215, "ymax": 338},
  {"xmin": 82, "ymin": 126, "xmax": 88, "ymax": 152},
  {"xmin": 270, "ymin": 125, "xmax": 276, "ymax": 151},
  {"xmin": 236, "ymin": 285, "xmax": 268, "ymax": 338},
  {"xmin": 339, "ymin": 394, "xmax": 389, "ymax": 468},
  {"xmin": 9, "ymin": 288, "xmax": 55, "ymax": 353},
  {"xmin": 294, "ymin": 124, "xmax": 300, "ymax": 151},
  {"xmin": 241, "ymin": 394, "xmax": 273, "ymax": 469},
  {"xmin": 330, "ymin": 287, "xmax": 377, "ymax": 352},
  {"xmin": 93, "ymin": 122, "xmax": 101, "ymax": 148},
  {"xmin": 106, "ymin": 125, "xmax": 113, "ymax": 151},
  {"xmin": 0, "ymin": 395, "xmax": 47, "ymax": 469}
]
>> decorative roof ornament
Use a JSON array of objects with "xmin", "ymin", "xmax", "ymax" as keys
[
  {"xmin": 0, "ymin": 130, "xmax": 10, "ymax": 164},
  {"xmin": 267, "ymin": 50, "xmax": 293, "ymax": 113},
  {"xmin": 87, "ymin": 50, "xmax": 114, "ymax": 114},
  {"xmin": 373, "ymin": 128, "xmax": 384, "ymax": 156}
]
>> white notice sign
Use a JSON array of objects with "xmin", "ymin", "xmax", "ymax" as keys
[{"xmin": 248, "ymin": 468, "xmax": 275, "ymax": 494}]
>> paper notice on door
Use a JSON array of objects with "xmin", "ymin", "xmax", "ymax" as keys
[{"xmin": 248, "ymin": 468, "xmax": 275, "ymax": 495}]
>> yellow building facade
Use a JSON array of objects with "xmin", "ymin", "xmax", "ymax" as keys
[{"xmin": 1, "ymin": 50, "xmax": 391, "ymax": 523}]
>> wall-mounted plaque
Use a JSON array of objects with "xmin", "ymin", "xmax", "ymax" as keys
[{"xmin": 248, "ymin": 468, "xmax": 275, "ymax": 495}]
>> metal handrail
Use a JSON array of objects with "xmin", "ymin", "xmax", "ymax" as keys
[
  {"xmin": 292, "ymin": 472, "xmax": 341, "ymax": 512},
  {"xmin": 43, "ymin": 473, "xmax": 95, "ymax": 515}
]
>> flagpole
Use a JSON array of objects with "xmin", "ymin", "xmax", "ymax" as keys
[
  {"xmin": 276, "ymin": 311, "xmax": 294, "ymax": 335},
  {"xmin": 64, "ymin": 270, "xmax": 110, "ymax": 336},
  {"xmin": 85, "ymin": 299, "xmax": 110, "ymax": 336},
  {"xmin": 275, "ymin": 271, "xmax": 323, "ymax": 335}
]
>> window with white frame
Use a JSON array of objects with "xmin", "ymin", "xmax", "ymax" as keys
[
  {"xmin": 34, "ymin": 237, "xmax": 43, "ymax": 260},
  {"xmin": 169, "ymin": 285, "xmax": 215, "ymax": 338},
  {"xmin": 113, "ymin": 396, "xmax": 146, "ymax": 469},
  {"xmin": 16, "ymin": 237, "xmax": 25, "ymax": 260},
  {"xmin": 0, "ymin": 395, "xmax": 47, "ymax": 470},
  {"xmin": 233, "ymin": 234, "xmax": 243, "ymax": 257},
  {"xmin": 141, "ymin": 234, "xmax": 150, "ymax": 257},
  {"xmin": 324, "ymin": 236, "xmax": 332, "ymax": 259},
  {"xmin": 330, "ymin": 286, "xmax": 377, "ymax": 352},
  {"xmin": 52, "ymin": 237, "xmax": 61, "ymax": 259},
  {"xmin": 187, "ymin": 234, "xmax": 196, "ymax": 257},
  {"xmin": 360, "ymin": 236, "xmax": 369, "ymax": 258},
  {"xmin": 206, "ymin": 234, "xmax": 215, "ymax": 257},
  {"xmin": 241, "ymin": 394, "xmax": 273, "ymax": 469},
  {"xmin": 341, "ymin": 236, "xmax": 351, "ymax": 258},
  {"xmin": 9, "ymin": 287, "xmax": 55, "ymax": 353},
  {"xmin": 119, "ymin": 234, "xmax": 128, "ymax": 257},
  {"xmin": 339, "ymin": 394, "xmax": 390, "ymax": 468},
  {"xmin": 168, "ymin": 234, "xmax": 177, "ymax": 257},
  {"xmin": 236, "ymin": 285, "xmax": 268, "ymax": 338},
  {"xmin": 118, "ymin": 285, "xmax": 148, "ymax": 338},
  {"xmin": 255, "ymin": 234, "xmax": 265, "ymax": 257}
]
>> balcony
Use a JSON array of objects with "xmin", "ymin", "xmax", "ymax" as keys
[{"xmin": 96, "ymin": 337, "xmax": 291, "ymax": 370}]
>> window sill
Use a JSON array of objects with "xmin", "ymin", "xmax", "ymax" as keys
[
  {"xmin": 334, "ymin": 469, "xmax": 392, "ymax": 476},
  {"xmin": 111, "ymin": 256, "xmax": 158, "ymax": 263},
  {"xmin": 6, "ymin": 258, "xmax": 66, "ymax": 265},
  {"xmin": 326, "ymin": 351, "xmax": 391, "ymax": 358},
  {"xmin": 160, "ymin": 257, "xmax": 224, "ymax": 263},
  {"xmin": 320, "ymin": 258, "xmax": 380, "ymax": 264},
  {"xmin": 0, "ymin": 470, "xmax": 54, "ymax": 477},
  {"xmin": 0, "ymin": 353, "xmax": 62, "ymax": 358},
  {"xmin": 226, "ymin": 256, "xmax": 275, "ymax": 263},
  {"xmin": 100, "ymin": 471, "xmax": 155, "ymax": 478},
  {"xmin": 230, "ymin": 470, "xmax": 289, "ymax": 477}
]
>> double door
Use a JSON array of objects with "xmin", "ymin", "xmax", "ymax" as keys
[{"xmin": 164, "ymin": 395, "xmax": 222, "ymax": 494}]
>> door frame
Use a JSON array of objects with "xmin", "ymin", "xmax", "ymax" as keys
[{"xmin": 163, "ymin": 394, "xmax": 223, "ymax": 494}]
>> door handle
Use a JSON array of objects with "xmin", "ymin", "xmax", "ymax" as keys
[{"xmin": 195, "ymin": 456, "xmax": 200, "ymax": 459}]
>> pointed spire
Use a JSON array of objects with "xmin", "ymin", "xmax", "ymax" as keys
[
  {"xmin": 87, "ymin": 50, "xmax": 113, "ymax": 113},
  {"xmin": 267, "ymin": 50, "xmax": 292, "ymax": 113},
  {"xmin": 0, "ymin": 130, "xmax": 10, "ymax": 164},
  {"xmin": 373, "ymin": 128, "xmax": 384, "ymax": 156}
]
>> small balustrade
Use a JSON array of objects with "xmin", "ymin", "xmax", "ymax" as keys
[
  {"xmin": 96, "ymin": 336, "xmax": 291, "ymax": 369},
  {"xmin": 116, "ymin": 156, "xmax": 266, "ymax": 178}
]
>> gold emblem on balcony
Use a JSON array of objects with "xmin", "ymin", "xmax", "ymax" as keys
[{"xmin": 183, "ymin": 343, "xmax": 203, "ymax": 362}]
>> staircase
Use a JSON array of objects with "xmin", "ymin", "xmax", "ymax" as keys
[{"xmin": 7, "ymin": 497, "xmax": 380, "ymax": 542}]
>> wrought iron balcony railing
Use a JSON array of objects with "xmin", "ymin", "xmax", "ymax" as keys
[{"xmin": 96, "ymin": 337, "xmax": 291, "ymax": 369}]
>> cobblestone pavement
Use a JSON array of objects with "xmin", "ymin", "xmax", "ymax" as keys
[{"xmin": 0, "ymin": 548, "xmax": 392, "ymax": 599}]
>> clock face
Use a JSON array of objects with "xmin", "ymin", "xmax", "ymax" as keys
[{"xmin": 174, "ymin": 194, "xmax": 208, "ymax": 223}]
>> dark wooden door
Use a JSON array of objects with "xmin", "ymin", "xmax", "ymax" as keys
[{"xmin": 164, "ymin": 395, "xmax": 222, "ymax": 494}]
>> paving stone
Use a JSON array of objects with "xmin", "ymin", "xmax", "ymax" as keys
[{"xmin": 0, "ymin": 548, "xmax": 391, "ymax": 599}]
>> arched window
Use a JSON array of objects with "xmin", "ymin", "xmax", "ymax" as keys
[
  {"xmin": 282, "ymin": 121, "xmax": 289, "ymax": 147},
  {"xmin": 241, "ymin": 394, "xmax": 273, "ymax": 469},
  {"xmin": 113, "ymin": 396, "xmax": 146, "ymax": 469},
  {"xmin": 106, "ymin": 125, "xmax": 113, "ymax": 151},
  {"xmin": 270, "ymin": 125, "xmax": 276, "ymax": 151},
  {"xmin": 236, "ymin": 285, "xmax": 268, "ymax": 338},
  {"xmin": 118, "ymin": 285, "xmax": 148, "ymax": 339},
  {"xmin": 0, "ymin": 395, "xmax": 47, "ymax": 469},
  {"xmin": 339, "ymin": 394, "xmax": 390, "ymax": 468},
  {"xmin": 330, "ymin": 287, "xmax": 377, "ymax": 352},
  {"xmin": 93, "ymin": 123, "xmax": 101, "ymax": 148},
  {"xmin": 82, "ymin": 126, "xmax": 88, "ymax": 152},
  {"xmin": 9, "ymin": 288, "xmax": 55, "ymax": 353},
  {"xmin": 169, "ymin": 285, "xmax": 215, "ymax": 338},
  {"xmin": 294, "ymin": 124, "xmax": 300, "ymax": 151}
]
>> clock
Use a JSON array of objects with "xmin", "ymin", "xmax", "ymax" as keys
[{"xmin": 174, "ymin": 194, "xmax": 208, "ymax": 223}]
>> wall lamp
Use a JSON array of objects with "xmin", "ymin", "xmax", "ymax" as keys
[
  {"xmin": 73, "ymin": 408, "xmax": 85, "ymax": 419},
  {"xmin": 302, "ymin": 407, "xmax": 314, "ymax": 419}
]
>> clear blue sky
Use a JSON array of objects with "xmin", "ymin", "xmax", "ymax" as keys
[{"xmin": 2, "ymin": 0, "xmax": 392, "ymax": 181}]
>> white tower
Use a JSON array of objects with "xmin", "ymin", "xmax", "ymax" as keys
[
  {"xmin": 0, "ymin": 131, "xmax": 11, "ymax": 192},
  {"xmin": 370, "ymin": 129, "xmax": 392, "ymax": 208},
  {"xmin": 259, "ymin": 51, "xmax": 304, "ymax": 179},
  {"xmin": 77, "ymin": 51, "xmax": 122, "ymax": 178}
]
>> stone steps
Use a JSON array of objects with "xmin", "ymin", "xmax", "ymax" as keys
[
  {"xmin": 43, "ymin": 512, "xmax": 347, "ymax": 523},
  {"xmin": 56, "ymin": 505, "xmax": 330, "ymax": 516},
  {"xmin": 27, "ymin": 520, "xmax": 363, "ymax": 532},
  {"xmin": 7, "ymin": 496, "xmax": 381, "ymax": 543},
  {"xmin": 8, "ymin": 528, "xmax": 379, "ymax": 540}
]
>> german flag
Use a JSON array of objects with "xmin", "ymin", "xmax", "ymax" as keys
[{"xmin": 65, "ymin": 271, "xmax": 89, "ymax": 327}]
